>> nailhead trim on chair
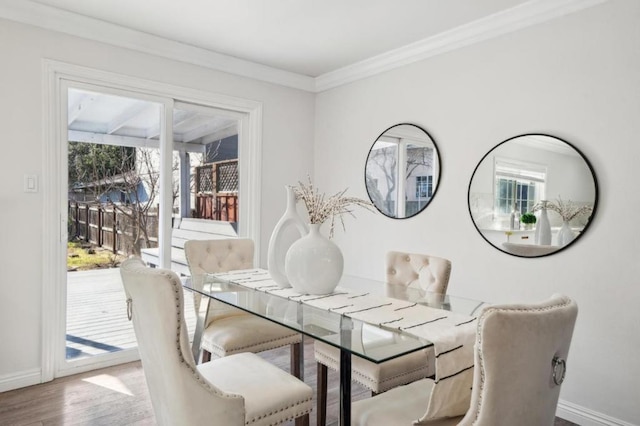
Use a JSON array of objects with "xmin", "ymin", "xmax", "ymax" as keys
[
  {"xmin": 209, "ymin": 334, "xmax": 302, "ymax": 358},
  {"xmin": 467, "ymin": 297, "xmax": 573, "ymax": 425},
  {"xmin": 245, "ymin": 397, "xmax": 313, "ymax": 425},
  {"xmin": 314, "ymin": 351, "xmax": 430, "ymax": 392}
]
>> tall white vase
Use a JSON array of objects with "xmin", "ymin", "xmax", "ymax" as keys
[
  {"xmin": 535, "ymin": 202, "xmax": 552, "ymax": 245},
  {"xmin": 267, "ymin": 186, "xmax": 308, "ymax": 287},
  {"xmin": 285, "ymin": 223, "xmax": 344, "ymax": 295},
  {"xmin": 557, "ymin": 220, "xmax": 575, "ymax": 247}
]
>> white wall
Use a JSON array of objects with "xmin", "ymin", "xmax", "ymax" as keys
[
  {"xmin": 315, "ymin": 1, "xmax": 639, "ymax": 424},
  {"xmin": 0, "ymin": 18, "xmax": 314, "ymax": 383}
]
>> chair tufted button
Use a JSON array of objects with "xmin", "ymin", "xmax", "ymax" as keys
[
  {"xmin": 405, "ymin": 256, "xmax": 411, "ymax": 262},
  {"xmin": 389, "ymin": 268, "xmax": 396, "ymax": 275}
]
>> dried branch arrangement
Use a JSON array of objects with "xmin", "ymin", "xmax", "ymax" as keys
[
  {"xmin": 534, "ymin": 197, "xmax": 593, "ymax": 222},
  {"xmin": 292, "ymin": 176, "xmax": 374, "ymax": 238}
]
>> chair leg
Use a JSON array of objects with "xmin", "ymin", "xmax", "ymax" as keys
[
  {"xmin": 202, "ymin": 350, "xmax": 211, "ymax": 363},
  {"xmin": 295, "ymin": 413, "xmax": 310, "ymax": 426},
  {"xmin": 317, "ymin": 362, "xmax": 328, "ymax": 426},
  {"xmin": 291, "ymin": 342, "xmax": 302, "ymax": 379}
]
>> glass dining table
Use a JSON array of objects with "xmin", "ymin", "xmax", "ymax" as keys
[{"xmin": 184, "ymin": 271, "xmax": 487, "ymax": 426}]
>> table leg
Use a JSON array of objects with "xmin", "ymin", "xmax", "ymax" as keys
[
  {"xmin": 339, "ymin": 348, "xmax": 352, "ymax": 426},
  {"xmin": 339, "ymin": 316, "xmax": 353, "ymax": 426},
  {"xmin": 291, "ymin": 337, "xmax": 304, "ymax": 380},
  {"xmin": 191, "ymin": 294, "xmax": 210, "ymax": 363},
  {"xmin": 294, "ymin": 303, "xmax": 305, "ymax": 381}
]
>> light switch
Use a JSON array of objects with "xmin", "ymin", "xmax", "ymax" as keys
[{"xmin": 24, "ymin": 174, "xmax": 38, "ymax": 193}]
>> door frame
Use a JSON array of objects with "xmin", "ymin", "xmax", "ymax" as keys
[{"xmin": 42, "ymin": 60, "xmax": 263, "ymax": 380}]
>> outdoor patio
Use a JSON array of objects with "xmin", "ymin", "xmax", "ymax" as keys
[{"xmin": 66, "ymin": 268, "xmax": 196, "ymax": 359}]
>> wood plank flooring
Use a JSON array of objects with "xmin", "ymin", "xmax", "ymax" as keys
[{"xmin": 0, "ymin": 338, "xmax": 577, "ymax": 425}]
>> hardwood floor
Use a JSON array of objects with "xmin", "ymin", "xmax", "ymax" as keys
[{"xmin": 0, "ymin": 339, "xmax": 577, "ymax": 425}]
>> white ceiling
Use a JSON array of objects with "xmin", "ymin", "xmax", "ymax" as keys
[
  {"xmin": 1, "ymin": 0, "xmax": 606, "ymax": 91},
  {"xmin": 31, "ymin": 0, "xmax": 530, "ymax": 77}
]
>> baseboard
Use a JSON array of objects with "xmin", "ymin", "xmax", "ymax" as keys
[
  {"xmin": 557, "ymin": 399, "xmax": 636, "ymax": 426},
  {"xmin": 0, "ymin": 368, "xmax": 42, "ymax": 393}
]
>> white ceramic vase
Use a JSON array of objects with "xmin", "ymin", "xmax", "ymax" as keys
[
  {"xmin": 557, "ymin": 220, "xmax": 575, "ymax": 247},
  {"xmin": 285, "ymin": 223, "xmax": 344, "ymax": 295},
  {"xmin": 535, "ymin": 202, "xmax": 552, "ymax": 245},
  {"xmin": 267, "ymin": 186, "xmax": 308, "ymax": 287}
]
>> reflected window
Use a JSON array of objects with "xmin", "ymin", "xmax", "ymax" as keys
[
  {"xmin": 494, "ymin": 158, "xmax": 546, "ymax": 216},
  {"xmin": 416, "ymin": 175, "xmax": 433, "ymax": 199}
]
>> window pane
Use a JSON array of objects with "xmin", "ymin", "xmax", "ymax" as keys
[
  {"xmin": 494, "ymin": 159, "xmax": 547, "ymax": 217},
  {"xmin": 405, "ymin": 144, "xmax": 434, "ymax": 217}
]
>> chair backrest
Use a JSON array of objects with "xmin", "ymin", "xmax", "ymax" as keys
[
  {"xmin": 184, "ymin": 238, "xmax": 254, "ymax": 276},
  {"xmin": 184, "ymin": 238, "xmax": 255, "ymax": 321},
  {"xmin": 459, "ymin": 294, "xmax": 578, "ymax": 426},
  {"xmin": 119, "ymin": 258, "xmax": 244, "ymax": 426},
  {"xmin": 385, "ymin": 251, "xmax": 452, "ymax": 293}
]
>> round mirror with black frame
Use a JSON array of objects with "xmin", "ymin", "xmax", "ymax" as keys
[
  {"xmin": 365, "ymin": 123, "xmax": 441, "ymax": 219},
  {"xmin": 468, "ymin": 133, "xmax": 598, "ymax": 257}
]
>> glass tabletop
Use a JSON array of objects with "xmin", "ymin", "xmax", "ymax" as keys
[{"xmin": 184, "ymin": 272, "xmax": 488, "ymax": 365}]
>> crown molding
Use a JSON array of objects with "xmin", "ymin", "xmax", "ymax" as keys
[
  {"xmin": 0, "ymin": 0, "xmax": 608, "ymax": 93},
  {"xmin": 315, "ymin": 0, "xmax": 609, "ymax": 92},
  {"xmin": 0, "ymin": 0, "xmax": 315, "ymax": 92}
]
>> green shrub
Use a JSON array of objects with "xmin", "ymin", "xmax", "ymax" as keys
[{"xmin": 520, "ymin": 212, "xmax": 537, "ymax": 224}]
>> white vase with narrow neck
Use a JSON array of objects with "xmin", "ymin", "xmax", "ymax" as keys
[
  {"xmin": 285, "ymin": 223, "xmax": 344, "ymax": 295},
  {"xmin": 557, "ymin": 220, "xmax": 575, "ymax": 247},
  {"xmin": 267, "ymin": 186, "xmax": 308, "ymax": 288},
  {"xmin": 535, "ymin": 202, "xmax": 552, "ymax": 245}
]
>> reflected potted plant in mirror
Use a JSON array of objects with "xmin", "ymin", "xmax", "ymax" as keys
[
  {"xmin": 284, "ymin": 176, "xmax": 373, "ymax": 295},
  {"xmin": 520, "ymin": 212, "xmax": 537, "ymax": 230}
]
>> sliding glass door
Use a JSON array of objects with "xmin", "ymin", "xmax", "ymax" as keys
[
  {"xmin": 43, "ymin": 62, "xmax": 261, "ymax": 380},
  {"xmin": 59, "ymin": 84, "xmax": 242, "ymax": 375}
]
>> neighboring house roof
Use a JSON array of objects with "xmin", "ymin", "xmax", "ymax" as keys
[{"xmin": 72, "ymin": 173, "xmax": 140, "ymax": 190}]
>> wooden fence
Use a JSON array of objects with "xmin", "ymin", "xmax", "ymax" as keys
[
  {"xmin": 194, "ymin": 160, "xmax": 238, "ymax": 222},
  {"xmin": 195, "ymin": 193, "xmax": 237, "ymax": 222},
  {"xmin": 69, "ymin": 159, "xmax": 239, "ymax": 254},
  {"xmin": 68, "ymin": 202, "xmax": 158, "ymax": 255}
]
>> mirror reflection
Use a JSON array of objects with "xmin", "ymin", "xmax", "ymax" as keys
[
  {"xmin": 468, "ymin": 134, "xmax": 597, "ymax": 257},
  {"xmin": 365, "ymin": 124, "xmax": 440, "ymax": 218}
]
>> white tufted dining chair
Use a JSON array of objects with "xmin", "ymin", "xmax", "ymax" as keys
[
  {"xmin": 120, "ymin": 258, "xmax": 312, "ymax": 426},
  {"xmin": 184, "ymin": 239, "xmax": 303, "ymax": 375},
  {"xmin": 313, "ymin": 251, "xmax": 452, "ymax": 425},
  {"xmin": 351, "ymin": 294, "xmax": 578, "ymax": 426}
]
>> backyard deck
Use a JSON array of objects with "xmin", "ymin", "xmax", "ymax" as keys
[{"xmin": 66, "ymin": 268, "xmax": 196, "ymax": 359}]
